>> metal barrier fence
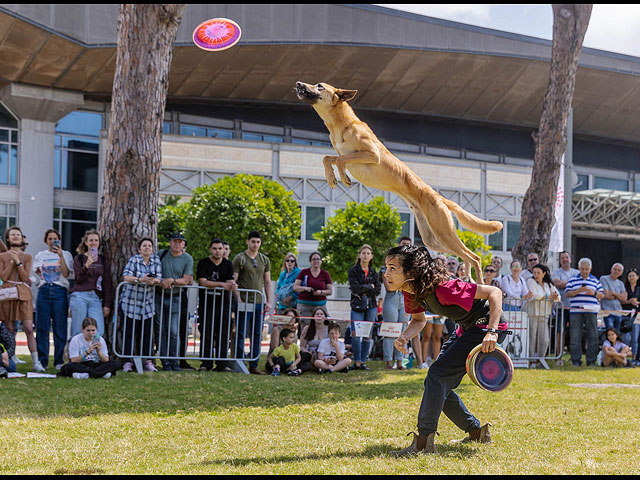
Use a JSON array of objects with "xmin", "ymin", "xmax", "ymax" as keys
[
  {"xmin": 112, "ymin": 282, "xmax": 263, "ymax": 374},
  {"xmin": 502, "ymin": 297, "xmax": 565, "ymax": 369}
]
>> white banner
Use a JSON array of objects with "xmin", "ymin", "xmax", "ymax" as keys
[
  {"xmin": 353, "ymin": 321, "xmax": 373, "ymax": 338},
  {"xmin": 379, "ymin": 322, "xmax": 403, "ymax": 338},
  {"xmin": 549, "ymin": 156, "xmax": 564, "ymax": 252}
]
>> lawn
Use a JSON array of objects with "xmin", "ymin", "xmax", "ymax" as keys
[{"xmin": 1, "ymin": 356, "xmax": 639, "ymax": 474}]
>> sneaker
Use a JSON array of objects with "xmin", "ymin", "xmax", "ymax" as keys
[
  {"xmin": 143, "ymin": 361, "xmax": 157, "ymax": 372},
  {"xmin": 389, "ymin": 432, "xmax": 437, "ymax": 457},
  {"xmin": 102, "ymin": 373, "xmax": 112, "ymax": 379},
  {"xmin": 122, "ymin": 362, "xmax": 133, "ymax": 372},
  {"xmin": 55, "ymin": 364, "xmax": 65, "ymax": 371},
  {"xmin": 170, "ymin": 362, "xmax": 182, "ymax": 372},
  {"xmin": 33, "ymin": 361, "xmax": 46, "ymax": 373},
  {"xmin": 425, "ymin": 358, "xmax": 434, "ymax": 368},
  {"xmin": 162, "ymin": 362, "xmax": 172, "ymax": 371},
  {"xmin": 416, "ymin": 362, "xmax": 427, "ymax": 369},
  {"xmin": 249, "ymin": 367, "xmax": 266, "ymax": 375},
  {"xmin": 72, "ymin": 373, "xmax": 90, "ymax": 379},
  {"xmin": 198, "ymin": 365, "xmax": 212, "ymax": 372},
  {"xmin": 287, "ymin": 369, "xmax": 301, "ymax": 376},
  {"xmin": 357, "ymin": 364, "xmax": 370, "ymax": 371},
  {"xmin": 272, "ymin": 366, "xmax": 280, "ymax": 377},
  {"xmin": 12, "ymin": 355, "xmax": 26, "ymax": 364},
  {"xmin": 452, "ymin": 423, "xmax": 492, "ymax": 444}
]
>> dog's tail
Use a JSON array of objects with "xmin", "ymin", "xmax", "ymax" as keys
[{"xmin": 442, "ymin": 198, "xmax": 503, "ymax": 234}]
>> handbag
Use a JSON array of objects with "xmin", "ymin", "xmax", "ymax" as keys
[
  {"xmin": 350, "ymin": 293, "xmax": 370, "ymax": 313},
  {"xmin": 0, "ymin": 286, "xmax": 19, "ymax": 302},
  {"xmin": 0, "ymin": 253, "xmax": 24, "ymax": 302},
  {"xmin": 620, "ymin": 312, "xmax": 635, "ymax": 333}
]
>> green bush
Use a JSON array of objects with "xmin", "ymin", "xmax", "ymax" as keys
[
  {"xmin": 157, "ymin": 195, "xmax": 188, "ymax": 251},
  {"xmin": 315, "ymin": 197, "xmax": 403, "ymax": 284},
  {"xmin": 184, "ymin": 174, "xmax": 301, "ymax": 279}
]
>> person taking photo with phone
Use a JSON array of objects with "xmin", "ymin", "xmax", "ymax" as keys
[
  {"xmin": 33, "ymin": 229, "xmax": 74, "ymax": 371},
  {"xmin": 69, "ymin": 230, "xmax": 113, "ymax": 338},
  {"xmin": 59, "ymin": 317, "xmax": 121, "ymax": 379}
]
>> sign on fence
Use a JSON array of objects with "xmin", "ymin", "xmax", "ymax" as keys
[{"xmin": 379, "ymin": 322, "xmax": 403, "ymax": 338}]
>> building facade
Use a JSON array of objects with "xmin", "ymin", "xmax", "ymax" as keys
[{"xmin": 1, "ymin": 4, "xmax": 640, "ymax": 283}]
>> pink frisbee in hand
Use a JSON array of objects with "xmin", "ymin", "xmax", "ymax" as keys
[{"xmin": 193, "ymin": 18, "xmax": 242, "ymax": 51}]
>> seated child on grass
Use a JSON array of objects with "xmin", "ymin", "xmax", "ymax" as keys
[
  {"xmin": 314, "ymin": 322, "xmax": 352, "ymax": 373},
  {"xmin": 267, "ymin": 328, "xmax": 302, "ymax": 376},
  {"xmin": 601, "ymin": 328, "xmax": 632, "ymax": 367}
]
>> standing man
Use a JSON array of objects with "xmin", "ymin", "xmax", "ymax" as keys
[
  {"xmin": 521, "ymin": 252, "xmax": 539, "ymax": 283},
  {"xmin": 565, "ymin": 258, "xmax": 604, "ymax": 367},
  {"xmin": 491, "ymin": 256, "xmax": 504, "ymax": 282},
  {"xmin": 156, "ymin": 233, "xmax": 194, "ymax": 372},
  {"xmin": 233, "ymin": 231, "xmax": 272, "ymax": 375},
  {"xmin": 600, "ymin": 263, "xmax": 627, "ymax": 333},
  {"xmin": 196, "ymin": 238, "xmax": 237, "ymax": 372},
  {"xmin": 551, "ymin": 251, "xmax": 579, "ymax": 365}
]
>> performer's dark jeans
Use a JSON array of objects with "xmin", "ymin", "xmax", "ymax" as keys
[{"xmin": 417, "ymin": 327, "xmax": 506, "ymax": 436}]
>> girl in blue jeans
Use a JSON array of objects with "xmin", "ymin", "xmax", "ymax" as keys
[
  {"xmin": 69, "ymin": 230, "xmax": 113, "ymax": 337},
  {"xmin": 348, "ymin": 245, "xmax": 381, "ymax": 370},
  {"xmin": 383, "ymin": 245, "xmax": 507, "ymax": 456}
]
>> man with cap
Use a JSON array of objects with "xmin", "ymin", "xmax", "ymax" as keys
[{"xmin": 155, "ymin": 233, "xmax": 194, "ymax": 371}]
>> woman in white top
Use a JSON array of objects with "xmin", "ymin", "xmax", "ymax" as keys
[
  {"xmin": 500, "ymin": 260, "xmax": 533, "ymax": 311},
  {"xmin": 525, "ymin": 264, "xmax": 560, "ymax": 365}
]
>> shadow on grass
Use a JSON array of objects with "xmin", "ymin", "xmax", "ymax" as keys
[
  {"xmin": 194, "ymin": 442, "xmax": 476, "ymax": 468},
  {"xmin": 0, "ymin": 365, "xmax": 477, "ymax": 419}
]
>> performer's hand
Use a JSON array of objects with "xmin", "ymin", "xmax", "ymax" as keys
[
  {"xmin": 482, "ymin": 332, "xmax": 498, "ymax": 353},
  {"xmin": 394, "ymin": 335, "xmax": 409, "ymax": 355}
]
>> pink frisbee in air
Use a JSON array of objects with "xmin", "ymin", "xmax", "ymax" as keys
[{"xmin": 192, "ymin": 18, "xmax": 242, "ymax": 51}]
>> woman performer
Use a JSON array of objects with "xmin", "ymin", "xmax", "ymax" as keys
[{"xmin": 384, "ymin": 245, "xmax": 507, "ymax": 456}]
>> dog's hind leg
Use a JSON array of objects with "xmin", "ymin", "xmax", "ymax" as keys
[{"xmin": 412, "ymin": 197, "xmax": 485, "ymax": 284}]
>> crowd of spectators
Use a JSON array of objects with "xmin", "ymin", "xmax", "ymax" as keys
[{"xmin": 2, "ymin": 223, "xmax": 639, "ymax": 379}]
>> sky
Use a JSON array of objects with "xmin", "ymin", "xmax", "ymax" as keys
[{"xmin": 375, "ymin": 4, "xmax": 640, "ymax": 58}]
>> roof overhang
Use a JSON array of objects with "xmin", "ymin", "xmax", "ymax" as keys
[
  {"xmin": 572, "ymin": 189, "xmax": 640, "ymax": 236},
  {"xmin": 2, "ymin": 4, "xmax": 640, "ymax": 144}
]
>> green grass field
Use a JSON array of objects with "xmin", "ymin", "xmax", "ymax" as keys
[{"xmin": 1, "ymin": 356, "xmax": 639, "ymax": 474}]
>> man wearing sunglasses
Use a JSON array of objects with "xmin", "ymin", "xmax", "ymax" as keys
[
  {"xmin": 233, "ymin": 231, "xmax": 272, "ymax": 375},
  {"xmin": 521, "ymin": 253, "xmax": 539, "ymax": 283}
]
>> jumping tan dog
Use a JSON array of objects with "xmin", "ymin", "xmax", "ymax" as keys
[{"xmin": 295, "ymin": 81, "xmax": 502, "ymax": 284}]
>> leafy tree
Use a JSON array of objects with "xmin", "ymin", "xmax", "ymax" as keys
[
  {"xmin": 453, "ymin": 230, "xmax": 493, "ymax": 281},
  {"xmin": 184, "ymin": 174, "xmax": 301, "ymax": 279},
  {"xmin": 315, "ymin": 197, "xmax": 403, "ymax": 284},
  {"xmin": 158, "ymin": 195, "xmax": 188, "ymax": 250}
]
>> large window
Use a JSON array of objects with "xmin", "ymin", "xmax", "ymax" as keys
[
  {"xmin": 53, "ymin": 208, "xmax": 97, "ymax": 252},
  {"xmin": 0, "ymin": 203, "xmax": 17, "ymax": 235},
  {"xmin": 0, "ymin": 103, "xmax": 18, "ymax": 186},
  {"xmin": 305, "ymin": 206, "xmax": 325, "ymax": 241},
  {"xmin": 506, "ymin": 220, "xmax": 520, "ymax": 251},
  {"xmin": 55, "ymin": 112, "xmax": 102, "ymax": 192}
]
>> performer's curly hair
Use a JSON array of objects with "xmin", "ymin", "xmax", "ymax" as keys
[{"xmin": 386, "ymin": 245, "xmax": 450, "ymax": 305}]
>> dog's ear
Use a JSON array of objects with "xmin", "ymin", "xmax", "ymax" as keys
[{"xmin": 336, "ymin": 89, "xmax": 358, "ymax": 102}]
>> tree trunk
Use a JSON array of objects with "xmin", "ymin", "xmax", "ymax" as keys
[
  {"xmin": 512, "ymin": 4, "xmax": 592, "ymax": 265},
  {"xmin": 99, "ymin": 4, "xmax": 186, "ymax": 285}
]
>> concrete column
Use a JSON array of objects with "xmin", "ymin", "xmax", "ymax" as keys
[{"xmin": 0, "ymin": 83, "xmax": 84, "ymax": 256}]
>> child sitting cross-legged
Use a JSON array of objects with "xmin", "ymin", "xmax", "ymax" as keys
[
  {"xmin": 267, "ymin": 328, "xmax": 302, "ymax": 376},
  {"xmin": 314, "ymin": 322, "xmax": 352, "ymax": 373}
]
